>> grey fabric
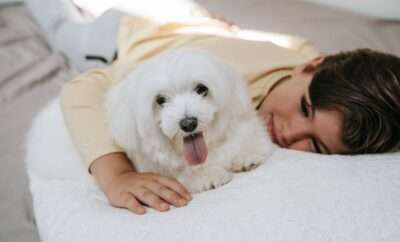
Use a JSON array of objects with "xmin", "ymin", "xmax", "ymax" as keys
[
  {"xmin": 0, "ymin": 3, "xmax": 75, "ymax": 242},
  {"xmin": 0, "ymin": 1, "xmax": 399, "ymax": 242},
  {"xmin": 0, "ymin": 0, "xmax": 22, "ymax": 4}
]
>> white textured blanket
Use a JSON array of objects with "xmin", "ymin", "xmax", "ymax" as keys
[{"xmin": 25, "ymin": 98, "xmax": 400, "ymax": 242}]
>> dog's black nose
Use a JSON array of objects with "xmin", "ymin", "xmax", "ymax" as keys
[{"xmin": 179, "ymin": 117, "xmax": 198, "ymax": 132}]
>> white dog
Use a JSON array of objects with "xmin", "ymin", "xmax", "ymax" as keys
[{"xmin": 106, "ymin": 48, "xmax": 274, "ymax": 193}]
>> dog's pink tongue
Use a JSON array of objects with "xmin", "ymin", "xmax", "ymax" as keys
[{"xmin": 183, "ymin": 133, "xmax": 208, "ymax": 165}]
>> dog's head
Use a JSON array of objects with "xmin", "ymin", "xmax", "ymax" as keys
[{"xmin": 107, "ymin": 48, "xmax": 252, "ymax": 167}]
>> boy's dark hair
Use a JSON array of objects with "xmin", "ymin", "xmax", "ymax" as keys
[{"xmin": 309, "ymin": 48, "xmax": 400, "ymax": 154}]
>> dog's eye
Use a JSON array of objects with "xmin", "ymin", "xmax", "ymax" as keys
[
  {"xmin": 156, "ymin": 95, "xmax": 167, "ymax": 106},
  {"xmin": 194, "ymin": 84, "xmax": 208, "ymax": 97}
]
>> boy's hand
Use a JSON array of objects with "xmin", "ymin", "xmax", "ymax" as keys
[
  {"xmin": 105, "ymin": 171, "xmax": 192, "ymax": 215},
  {"xmin": 90, "ymin": 152, "xmax": 191, "ymax": 215}
]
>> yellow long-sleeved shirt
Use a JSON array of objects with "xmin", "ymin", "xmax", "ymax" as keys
[{"xmin": 61, "ymin": 14, "xmax": 319, "ymax": 170}]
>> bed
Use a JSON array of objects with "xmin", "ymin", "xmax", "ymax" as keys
[{"xmin": 1, "ymin": 1, "xmax": 399, "ymax": 241}]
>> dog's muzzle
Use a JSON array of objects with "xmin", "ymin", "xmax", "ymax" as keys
[{"xmin": 179, "ymin": 116, "xmax": 208, "ymax": 166}]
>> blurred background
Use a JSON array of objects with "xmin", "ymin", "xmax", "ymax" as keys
[{"xmin": 0, "ymin": 0, "xmax": 399, "ymax": 241}]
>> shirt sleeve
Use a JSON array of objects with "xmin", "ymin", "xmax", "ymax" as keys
[{"xmin": 60, "ymin": 67, "xmax": 124, "ymax": 172}]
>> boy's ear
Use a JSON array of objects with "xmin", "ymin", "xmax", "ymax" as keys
[
  {"xmin": 311, "ymin": 54, "xmax": 325, "ymax": 66},
  {"xmin": 304, "ymin": 54, "xmax": 325, "ymax": 72}
]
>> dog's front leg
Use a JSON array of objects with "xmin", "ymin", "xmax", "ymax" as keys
[{"xmin": 177, "ymin": 165, "xmax": 233, "ymax": 193}]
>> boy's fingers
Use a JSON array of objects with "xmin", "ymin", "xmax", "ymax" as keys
[
  {"xmin": 156, "ymin": 176, "xmax": 192, "ymax": 201},
  {"xmin": 117, "ymin": 192, "xmax": 146, "ymax": 215},
  {"xmin": 136, "ymin": 189, "xmax": 170, "ymax": 212},
  {"xmin": 145, "ymin": 183, "xmax": 187, "ymax": 207}
]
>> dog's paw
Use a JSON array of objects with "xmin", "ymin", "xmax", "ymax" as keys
[
  {"xmin": 227, "ymin": 157, "xmax": 264, "ymax": 173},
  {"xmin": 178, "ymin": 166, "xmax": 233, "ymax": 193}
]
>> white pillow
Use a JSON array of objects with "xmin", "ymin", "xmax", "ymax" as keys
[{"xmin": 25, "ymin": 98, "xmax": 400, "ymax": 242}]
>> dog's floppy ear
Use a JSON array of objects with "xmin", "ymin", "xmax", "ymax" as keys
[
  {"xmin": 105, "ymin": 80, "xmax": 138, "ymax": 151},
  {"xmin": 219, "ymin": 61, "xmax": 253, "ymax": 117}
]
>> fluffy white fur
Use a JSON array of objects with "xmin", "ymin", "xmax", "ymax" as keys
[{"xmin": 106, "ymin": 48, "xmax": 274, "ymax": 192}]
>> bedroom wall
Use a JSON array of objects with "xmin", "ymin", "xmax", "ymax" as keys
[{"xmin": 301, "ymin": 0, "xmax": 400, "ymax": 19}]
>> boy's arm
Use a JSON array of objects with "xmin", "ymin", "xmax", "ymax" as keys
[{"xmin": 60, "ymin": 67, "xmax": 126, "ymax": 173}]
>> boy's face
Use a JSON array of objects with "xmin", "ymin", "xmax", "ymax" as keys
[{"xmin": 258, "ymin": 57, "xmax": 349, "ymax": 154}]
